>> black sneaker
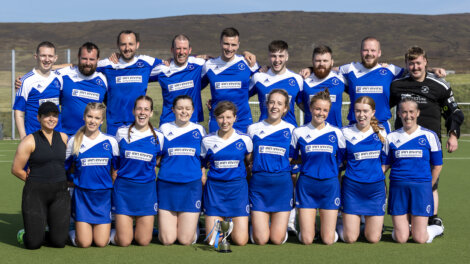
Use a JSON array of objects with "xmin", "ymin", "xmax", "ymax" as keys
[{"xmin": 430, "ymin": 217, "xmax": 443, "ymax": 226}]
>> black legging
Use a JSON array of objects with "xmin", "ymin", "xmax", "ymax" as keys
[{"xmin": 22, "ymin": 179, "xmax": 70, "ymax": 249}]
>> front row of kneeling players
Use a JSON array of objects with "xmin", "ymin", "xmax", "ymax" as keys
[{"xmin": 12, "ymin": 89, "xmax": 443, "ymax": 249}]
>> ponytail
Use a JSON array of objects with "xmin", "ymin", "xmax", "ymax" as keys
[
  {"xmin": 370, "ymin": 116, "xmax": 385, "ymax": 143},
  {"xmin": 72, "ymin": 126, "xmax": 86, "ymax": 156}
]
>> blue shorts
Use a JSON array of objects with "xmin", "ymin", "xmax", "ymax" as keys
[
  {"xmin": 203, "ymin": 177, "xmax": 249, "ymax": 217},
  {"xmin": 296, "ymin": 175, "xmax": 340, "ymax": 210},
  {"xmin": 72, "ymin": 187, "xmax": 112, "ymax": 224},
  {"xmin": 341, "ymin": 177, "xmax": 386, "ymax": 216},
  {"xmin": 157, "ymin": 179, "xmax": 202, "ymax": 213},
  {"xmin": 112, "ymin": 177, "xmax": 158, "ymax": 216},
  {"xmin": 388, "ymin": 180, "xmax": 433, "ymax": 216},
  {"xmin": 249, "ymin": 171, "xmax": 294, "ymax": 212}
]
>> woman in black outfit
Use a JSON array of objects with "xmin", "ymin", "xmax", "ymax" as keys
[{"xmin": 11, "ymin": 102, "xmax": 70, "ymax": 249}]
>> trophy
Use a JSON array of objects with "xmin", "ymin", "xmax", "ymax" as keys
[{"xmin": 218, "ymin": 219, "xmax": 232, "ymax": 253}]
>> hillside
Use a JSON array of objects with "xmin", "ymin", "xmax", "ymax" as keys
[{"xmin": 0, "ymin": 11, "xmax": 469, "ymax": 72}]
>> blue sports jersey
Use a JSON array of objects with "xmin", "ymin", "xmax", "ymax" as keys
[
  {"xmin": 201, "ymin": 130, "xmax": 252, "ymax": 181},
  {"xmin": 384, "ymin": 126, "xmax": 443, "ymax": 182},
  {"xmin": 58, "ymin": 66, "xmax": 107, "ymax": 135},
  {"xmin": 249, "ymin": 69, "xmax": 303, "ymax": 127},
  {"xmin": 149, "ymin": 56, "xmax": 205, "ymax": 125},
  {"xmin": 65, "ymin": 132, "xmax": 119, "ymax": 189},
  {"xmin": 292, "ymin": 122, "xmax": 345, "ymax": 179},
  {"xmin": 115, "ymin": 125, "xmax": 162, "ymax": 183},
  {"xmin": 157, "ymin": 122, "xmax": 206, "ymax": 183},
  {"xmin": 97, "ymin": 55, "xmax": 162, "ymax": 134},
  {"xmin": 201, "ymin": 55, "xmax": 259, "ymax": 132},
  {"xmin": 13, "ymin": 69, "xmax": 62, "ymax": 135},
  {"xmin": 340, "ymin": 62, "xmax": 403, "ymax": 123},
  {"xmin": 301, "ymin": 71, "xmax": 346, "ymax": 127},
  {"xmin": 342, "ymin": 124, "xmax": 387, "ymax": 183},
  {"xmin": 247, "ymin": 120, "xmax": 295, "ymax": 174}
]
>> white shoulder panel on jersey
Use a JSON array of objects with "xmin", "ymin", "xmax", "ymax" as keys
[
  {"xmin": 136, "ymin": 55, "xmax": 157, "ymax": 66},
  {"xmin": 65, "ymin": 135, "xmax": 76, "ymax": 159},
  {"xmin": 159, "ymin": 122, "xmax": 204, "ymax": 141},
  {"xmin": 115, "ymin": 125, "xmax": 156, "ymax": 144},
  {"xmin": 202, "ymin": 130, "xmax": 249, "ymax": 154},
  {"xmin": 188, "ymin": 56, "xmax": 206, "ymax": 66},
  {"xmin": 341, "ymin": 124, "xmax": 375, "ymax": 145},
  {"xmin": 56, "ymin": 65, "xmax": 75, "ymax": 76},
  {"xmin": 102, "ymin": 133, "xmax": 120, "ymax": 156},
  {"xmin": 288, "ymin": 69, "xmax": 304, "ymax": 90},
  {"xmin": 247, "ymin": 120, "xmax": 295, "ymax": 139},
  {"xmin": 421, "ymin": 126, "xmax": 442, "ymax": 151},
  {"xmin": 97, "ymin": 58, "xmax": 113, "ymax": 68},
  {"xmin": 426, "ymin": 73, "xmax": 451, "ymax": 90},
  {"xmin": 305, "ymin": 71, "xmax": 345, "ymax": 87},
  {"xmin": 386, "ymin": 64, "xmax": 403, "ymax": 77}
]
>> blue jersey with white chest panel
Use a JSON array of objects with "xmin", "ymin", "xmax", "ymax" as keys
[
  {"xmin": 115, "ymin": 126, "xmax": 162, "ymax": 183},
  {"xmin": 201, "ymin": 55, "xmax": 259, "ymax": 132},
  {"xmin": 384, "ymin": 126, "xmax": 443, "ymax": 182},
  {"xmin": 65, "ymin": 132, "xmax": 119, "ymax": 189},
  {"xmin": 149, "ymin": 57, "xmax": 205, "ymax": 125},
  {"xmin": 301, "ymin": 71, "xmax": 346, "ymax": 127},
  {"xmin": 13, "ymin": 69, "xmax": 63, "ymax": 135},
  {"xmin": 247, "ymin": 120, "xmax": 295, "ymax": 174},
  {"xmin": 201, "ymin": 130, "xmax": 252, "ymax": 181},
  {"xmin": 342, "ymin": 125, "xmax": 387, "ymax": 183},
  {"xmin": 340, "ymin": 62, "xmax": 403, "ymax": 123},
  {"xmin": 58, "ymin": 66, "xmax": 108, "ymax": 135},
  {"xmin": 292, "ymin": 122, "xmax": 346, "ymax": 179},
  {"xmin": 97, "ymin": 55, "xmax": 162, "ymax": 131},
  {"xmin": 157, "ymin": 122, "xmax": 206, "ymax": 183},
  {"xmin": 249, "ymin": 69, "xmax": 303, "ymax": 127}
]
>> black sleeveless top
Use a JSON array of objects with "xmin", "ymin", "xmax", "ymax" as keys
[{"xmin": 28, "ymin": 130, "xmax": 67, "ymax": 183}]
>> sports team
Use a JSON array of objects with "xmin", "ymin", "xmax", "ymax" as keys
[{"xmin": 10, "ymin": 27, "xmax": 464, "ymax": 249}]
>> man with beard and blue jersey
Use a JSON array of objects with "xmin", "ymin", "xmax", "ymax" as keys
[
  {"xmin": 249, "ymin": 40, "xmax": 303, "ymax": 127},
  {"xmin": 202, "ymin": 27, "xmax": 259, "ymax": 133}
]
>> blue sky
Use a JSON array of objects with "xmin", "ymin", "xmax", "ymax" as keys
[{"xmin": 1, "ymin": 0, "xmax": 468, "ymax": 22}]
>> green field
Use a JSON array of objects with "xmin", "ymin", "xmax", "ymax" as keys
[{"xmin": 1, "ymin": 139, "xmax": 470, "ymax": 263}]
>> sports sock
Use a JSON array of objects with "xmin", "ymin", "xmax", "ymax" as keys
[
  {"xmin": 109, "ymin": 229, "xmax": 117, "ymax": 245},
  {"xmin": 336, "ymin": 223, "xmax": 345, "ymax": 242},
  {"xmin": 334, "ymin": 231, "xmax": 338, "ymax": 243},
  {"xmin": 426, "ymin": 225, "xmax": 444, "ymax": 243}
]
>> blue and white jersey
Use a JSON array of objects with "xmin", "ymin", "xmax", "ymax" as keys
[
  {"xmin": 201, "ymin": 55, "xmax": 259, "ymax": 131},
  {"xmin": 247, "ymin": 120, "xmax": 295, "ymax": 174},
  {"xmin": 301, "ymin": 71, "xmax": 346, "ymax": 127},
  {"xmin": 57, "ymin": 66, "xmax": 108, "ymax": 135},
  {"xmin": 249, "ymin": 69, "xmax": 303, "ymax": 126},
  {"xmin": 342, "ymin": 124, "xmax": 387, "ymax": 183},
  {"xmin": 115, "ymin": 125, "xmax": 162, "ymax": 183},
  {"xmin": 97, "ymin": 55, "xmax": 162, "ymax": 130},
  {"xmin": 13, "ymin": 69, "xmax": 62, "ymax": 135},
  {"xmin": 65, "ymin": 132, "xmax": 119, "ymax": 189},
  {"xmin": 201, "ymin": 130, "xmax": 252, "ymax": 181},
  {"xmin": 149, "ymin": 57, "xmax": 205, "ymax": 125},
  {"xmin": 384, "ymin": 126, "xmax": 443, "ymax": 182},
  {"xmin": 157, "ymin": 122, "xmax": 206, "ymax": 183},
  {"xmin": 340, "ymin": 62, "xmax": 403, "ymax": 123},
  {"xmin": 292, "ymin": 122, "xmax": 345, "ymax": 179}
]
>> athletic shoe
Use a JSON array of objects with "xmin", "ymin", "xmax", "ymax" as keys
[
  {"xmin": 281, "ymin": 231, "xmax": 288, "ymax": 244},
  {"xmin": 192, "ymin": 226, "xmax": 200, "ymax": 245},
  {"xmin": 17, "ymin": 229, "xmax": 25, "ymax": 245},
  {"xmin": 287, "ymin": 222, "xmax": 298, "ymax": 235},
  {"xmin": 430, "ymin": 217, "xmax": 444, "ymax": 236}
]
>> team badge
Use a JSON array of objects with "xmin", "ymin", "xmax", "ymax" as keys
[
  {"xmin": 188, "ymin": 64, "xmax": 195, "ymax": 70},
  {"xmin": 103, "ymin": 142, "xmax": 110, "ymax": 150},
  {"xmin": 283, "ymin": 131, "xmax": 290, "ymax": 138},
  {"xmin": 329, "ymin": 135, "xmax": 336, "ymax": 143},
  {"xmin": 236, "ymin": 142, "xmax": 244, "ymax": 150},
  {"xmin": 332, "ymin": 78, "xmax": 339, "ymax": 85},
  {"xmin": 426, "ymin": 205, "xmax": 431, "ymax": 214},
  {"xmin": 419, "ymin": 138, "xmax": 427, "ymax": 146},
  {"xmin": 192, "ymin": 131, "xmax": 200, "ymax": 139},
  {"xmin": 421, "ymin": 86, "xmax": 430, "ymax": 93},
  {"xmin": 238, "ymin": 63, "xmax": 246, "ymax": 70},
  {"xmin": 290, "ymin": 198, "xmax": 294, "ymax": 207},
  {"xmin": 334, "ymin": 198, "xmax": 340, "ymax": 206},
  {"xmin": 195, "ymin": 200, "xmax": 201, "ymax": 209},
  {"xmin": 154, "ymin": 203, "xmax": 159, "ymax": 212},
  {"xmin": 136, "ymin": 62, "xmax": 144, "ymax": 68},
  {"xmin": 96, "ymin": 79, "xmax": 103, "ymax": 86},
  {"xmin": 54, "ymin": 80, "xmax": 60, "ymax": 87},
  {"xmin": 246, "ymin": 205, "xmax": 250, "ymax": 214},
  {"xmin": 382, "ymin": 203, "xmax": 386, "ymax": 212},
  {"xmin": 379, "ymin": 68, "xmax": 388, "ymax": 75},
  {"xmin": 373, "ymin": 134, "xmax": 380, "ymax": 141},
  {"xmin": 289, "ymin": 79, "xmax": 296, "ymax": 86},
  {"xmin": 151, "ymin": 137, "xmax": 157, "ymax": 145}
]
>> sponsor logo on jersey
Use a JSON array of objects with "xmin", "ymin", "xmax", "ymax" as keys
[
  {"xmin": 168, "ymin": 148, "xmax": 196, "ymax": 156},
  {"xmin": 353, "ymin": 150, "xmax": 381, "ymax": 160},
  {"xmin": 236, "ymin": 142, "xmax": 244, "ymax": 150},
  {"xmin": 305, "ymin": 144, "xmax": 334, "ymax": 153},
  {"xmin": 125, "ymin": 150, "xmax": 153, "ymax": 161},
  {"xmin": 214, "ymin": 160, "xmax": 240, "ymax": 168},
  {"xmin": 116, "ymin": 76, "xmax": 143, "ymax": 84},
  {"xmin": 395, "ymin": 149, "xmax": 423, "ymax": 158},
  {"xmin": 72, "ymin": 89, "xmax": 100, "ymax": 100},
  {"xmin": 215, "ymin": 81, "xmax": 242, "ymax": 89},
  {"xmin": 39, "ymin": 97, "xmax": 60, "ymax": 105},
  {"xmin": 356, "ymin": 86, "xmax": 383, "ymax": 93},
  {"xmin": 259, "ymin": 145, "xmax": 286, "ymax": 156},
  {"xmin": 168, "ymin": 80, "xmax": 194, "ymax": 92},
  {"xmin": 80, "ymin": 158, "xmax": 109, "ymax": 166}
]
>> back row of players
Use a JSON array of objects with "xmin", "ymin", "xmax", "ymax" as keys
[{"xmin": 12, "ymin": 27, "xmax": 463, "ymax": 248}]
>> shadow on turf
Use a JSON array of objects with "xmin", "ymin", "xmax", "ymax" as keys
[{"xmin": 0, "ymin": 212, "xmax": 24, "ymax": 246}]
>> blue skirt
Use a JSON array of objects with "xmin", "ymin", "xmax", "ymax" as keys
[
  {"xmin": 157, "ymin": 179, "xmax": 202, "ymax": 212},
  {"xmin": 341, "ymin": 176, "xmax": 386, "ymax": 216},
  {"xmin": 72, "ymin": 187, "xmax": 112, "ymax": 224},
  {"xmin": 296, "ymin": 175, "xmax": 340, "ymax": 210},
  {"xmin": 249, "ymin": 171, "xmax": 294, "ymax": 212},
  {"xmin": 388, "ymin": 180, "xmax": 433, "ymax": 216},
  {"xmin": 203, "ymin": 177, "xmax": 249, "ymax": 217},
  {"xmin": 112, "ymin": 177, "xmax": 158, "ymax": 216}
]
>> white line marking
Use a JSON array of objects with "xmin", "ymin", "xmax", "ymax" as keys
[{"xmin": 443, "ymin": 157, "xmax": 470, "ymax": 160}]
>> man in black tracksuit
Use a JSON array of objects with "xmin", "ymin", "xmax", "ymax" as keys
[{"xmin": 390, "ymin": 46, "xmax": 464, "ymax": 227}]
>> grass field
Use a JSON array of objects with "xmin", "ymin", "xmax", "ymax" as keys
[{"xmin": 1, "ymin": 138, "xmax": 470, "ymax": 263}]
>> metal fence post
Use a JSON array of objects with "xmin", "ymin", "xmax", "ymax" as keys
[{"xmin": 67, "ymin": 49, "xmax": 70, "ymax": 64}]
